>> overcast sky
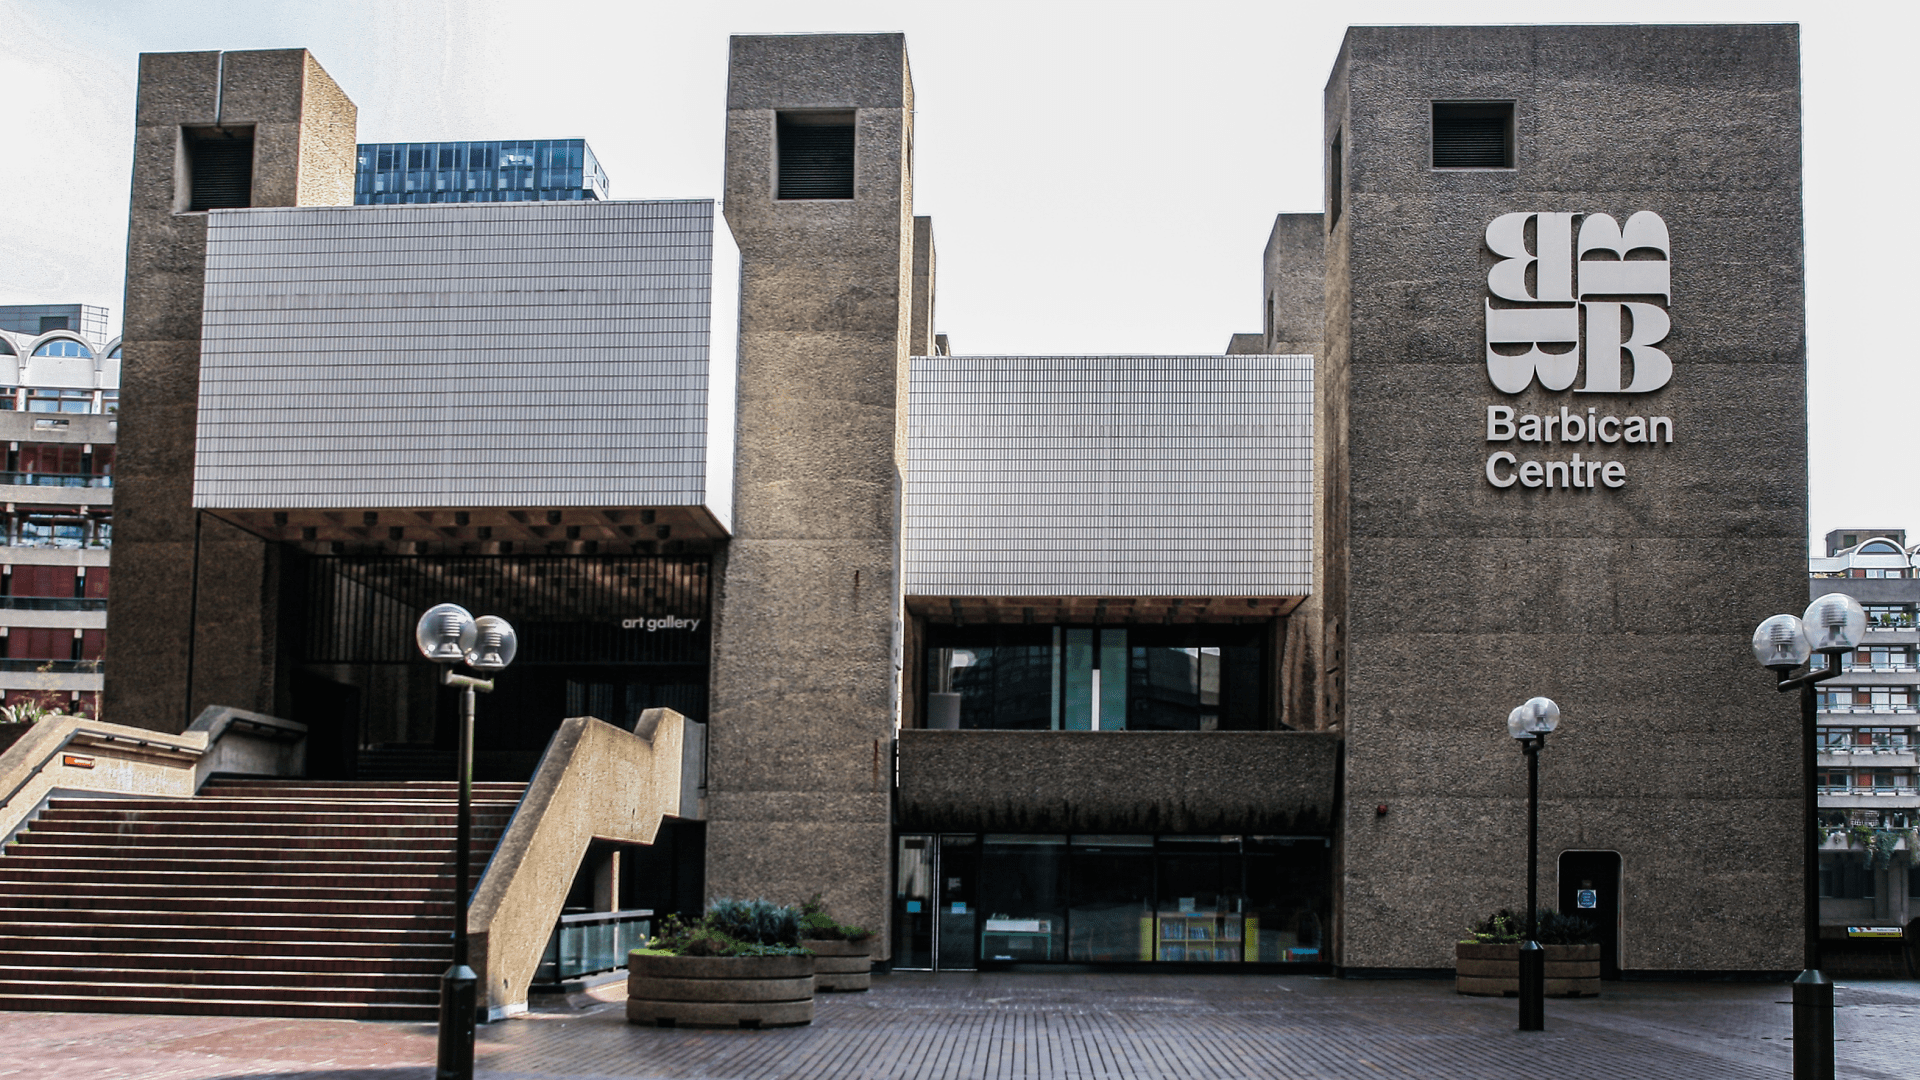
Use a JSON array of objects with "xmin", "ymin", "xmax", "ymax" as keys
[{"xmin": 2, "ymin": 0, "xmax": 1912, "ymax": 551}]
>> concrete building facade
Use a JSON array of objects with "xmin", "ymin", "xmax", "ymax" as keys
[{"xmin": 98, "ymin": 25, "xmax": 1812, "ymax": 980}]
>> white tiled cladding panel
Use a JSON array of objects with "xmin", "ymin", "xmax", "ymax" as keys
[
  {"xmin": 905, "ymin": 355, "xmax": 1312, "ymax": 596},
  {"xmin": 193, "ymin": 200, "xmax": 738, "ymax": 529}
]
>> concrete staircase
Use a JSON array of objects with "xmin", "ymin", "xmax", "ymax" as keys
[{"xmin": 0, "ymin": 778, "xmax": 525, "ymax": 1019}]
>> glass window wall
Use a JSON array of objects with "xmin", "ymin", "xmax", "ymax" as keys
[
  {"xmin": 892, "ymin": 832, "xmax": 1331, "ymax": 970},
  {"xmin": 354, "ymin": 139, "xmax": 609, "ymax": 205},
  {"xmin": 925, "ymin": 624, "xmax": 1268, "ymax": 730}
]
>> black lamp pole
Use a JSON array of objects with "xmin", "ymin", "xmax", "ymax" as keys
[
  {"xmin": 1518, "ymin": 731, "xmax": 1546, "ymax": 1031},
  {"xmin": 437, "ymin": 669, "xmax": 493, "ymax": 1080},
  {"xmin": 1776, "ymin": 651, "xmax": 1840, "ymax": 1080}
]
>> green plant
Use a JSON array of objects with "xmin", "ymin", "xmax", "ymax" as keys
[
  {"xmin": 642, "ymin": 900, "xmax": 811, "ymax": 958},
  {"xmin": 1534, "ymin": 910, "xmax": 1600, "ymax": 946},
  {"xmin": 1848, "ymin": 824, "xmax": 1877, "ymax": 849},
  {"xmin": 0, "ymin": 699, "xmax": 59, "ymax": 726},
  {"xmin": 798, "ymin": 893, "xmax": 872, "ymax": 942},
  {"xmin": 1869, "ymin": 830, "xmax": 1900, "ymax": 870},
  {"xmin": 1464, "ymin": 909, "xmax": 1523, "ymax": 944},
  {"xmin": 1462, "ymin": 908, "xmax": 1596, "ymax": 946}
]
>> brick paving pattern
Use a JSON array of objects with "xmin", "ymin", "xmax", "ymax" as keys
[{"xmin": 0, "ymin": 973, "xmax": 1914, "ymax": 1079}]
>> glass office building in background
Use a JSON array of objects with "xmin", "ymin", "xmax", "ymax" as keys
[
  {"xmin": 354, "ymin": 139, "xmax": 609, "ymax": 204},
  {"xmin": 0, "ymin": 304, "xmax": 109, "ymax": 340}
]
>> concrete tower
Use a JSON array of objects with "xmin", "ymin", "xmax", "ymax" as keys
[
  {"xmin": 1322, "ymin": 25, "xmax": 1806, "ymax": 973},
  {"xmin": 707, "ymin": 34, "xmax": 918, "ymax": 949},
  {"xmin": 107, "ymin": 50, "xmax": 356, "ymax": 732}
]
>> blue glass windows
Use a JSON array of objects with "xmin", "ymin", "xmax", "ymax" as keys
[
  {"xmin": 353, "ymin": 139, "xmax": 609, "ymax": 205},
  {"xmin": 31, "ymin": 339, "xmax": 92, "ymax": 359}
]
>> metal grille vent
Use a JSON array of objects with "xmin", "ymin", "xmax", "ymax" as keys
[
  {"xmin": 777, "ymin": 119, "xmax": 854, "ymax": 200},
  {"xmin": 188, "ymin": 136, "xmax": 254, "ymax": 211},
  {"xmin": 1432, "ymin": 103, "xmax": 1512, "ymax": 169}
]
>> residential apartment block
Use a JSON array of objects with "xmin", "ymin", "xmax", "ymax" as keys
[
  {"xmin": 1810, "ymin": 528, "xmax": 1919, "ymax": 929},
  {"xmin": 0, "ymin": 308, "xmax": 118, "ymax": 719}
]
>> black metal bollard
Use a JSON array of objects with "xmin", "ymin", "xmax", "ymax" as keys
[
  {"xmin": 1791, "ymin": 968, "xmax": 1833, "ymax": 1080},
  {"xmin": 437, "ymin": 963, "xmax": 477, "ymax": 1080},
  {"xmin": 1518, "ymin": 939, "xmax": 1545, "ymax": 1031}
]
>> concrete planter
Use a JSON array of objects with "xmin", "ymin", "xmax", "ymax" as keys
[
  {"xmin": 802, "ymin": 938, "xmax": 873, "ymax": 992},
  {"xmin": 626, "ymin": 953, "xmax": 815, "ymax": 1028},
  {"xmin": 1454, "ymin": 942, "xmax": 1601, "ymax": 997}
]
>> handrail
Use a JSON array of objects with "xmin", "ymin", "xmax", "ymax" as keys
[
  {"xmin": 556, "ymin": 907, "xmax": 654, "ymax": 927},
  {"xmin": 467, "ymin": 710, "xmax": 687, "ymax": 1018},
  {"xmin": 0, "ymin": 705, "xmax": 305, "ymax": 842}
]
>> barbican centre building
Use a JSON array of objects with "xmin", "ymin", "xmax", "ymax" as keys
[{"xmin": 105, "ymin": 24, "xmax": 1807, "ymax": 979}]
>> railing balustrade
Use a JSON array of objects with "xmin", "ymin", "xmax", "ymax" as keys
[{"xmin": 534, "ymin": 908, "xmax": 653, "ymax": 985}]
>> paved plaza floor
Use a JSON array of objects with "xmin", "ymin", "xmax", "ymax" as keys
[{"xmin": 1, "ymin": 972, "xmax": 1917, "ymax": 1080}]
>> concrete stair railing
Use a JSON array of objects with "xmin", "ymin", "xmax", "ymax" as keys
[
  {"xmin": 0, "ymin": 706, "xmax": 307, "ymax": 845},
  {"xmin": 469, "ymin": 708, "xmax": 690, "ymax": 1018}
]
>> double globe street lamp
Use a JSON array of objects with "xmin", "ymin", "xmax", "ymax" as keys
[
  {"xmin": 415, "ymin": 603, "xmax": 518, "ymax": 1080},
  {"xmin": 1751, "ymin": 591, "xmax": 1867, "ymax": 1080},
  {"xmin": 1506, "ymin": 695, "xmax": 1561, "ymax": 1032}
]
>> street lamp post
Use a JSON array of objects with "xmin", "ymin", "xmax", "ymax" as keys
[
  {"xmin": 1751, "ymin": 592, "xmax": 1866, "ymax": 1080},
  {"xmin": 1507, "ymin": 695, "xmax": 1561, "ymax": 1032},
  {"xmin": 415, "ymin": 603, "xmax": 518, "ymax": 1080}
]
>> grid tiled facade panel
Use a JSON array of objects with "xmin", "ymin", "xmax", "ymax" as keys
[
  {"xmin": 905, "ymin": 355, "xmax": 1313, "ymax": 596},
  {"xmin": 193, "ymin": 200, "xmax": 727, "ymax": 511}
]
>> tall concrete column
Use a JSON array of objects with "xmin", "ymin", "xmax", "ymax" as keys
[
  {"xmin": 106, "ymin": 50, "xmax": 355, "ymax": 732},
  {"xmin": 708, "ymin": 34, "xmax": 915, "ymax": 951}
]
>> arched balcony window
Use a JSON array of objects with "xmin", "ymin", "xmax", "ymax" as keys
[{"xmin": 31, "ymin": 339, "xmax": 93, "ymax": 359}]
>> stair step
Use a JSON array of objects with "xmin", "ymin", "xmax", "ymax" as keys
[
  {"xmin": 0, "ymin": 867, "xmax": 458, "ymax": 889},
  {"xmin": 0, "ymin": 963, "xmax": 444, "ymax": 988},
  {"xmin": 0, "ymin": 993, "xmax": 438, "ymax": 1021},
  {"xmin": 0, "ymin": 977, "xmax": 441, "ymax": 1005},
  {"xmin": 0, "ymin": 779, "xmax": 526, "ymax": 1021},
  {"xmin": 0, "ymin": 933, "xmax": 449, "ymax": 957},
  {"xmin": 0, "ymin": 855, "xmax": 460, "ymax": 874},
  {"xmin": 10, "ymin": 832, "xmax": 505, "ymax": 853}
]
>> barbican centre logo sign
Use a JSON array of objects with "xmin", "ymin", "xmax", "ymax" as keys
[{"xmin": 1481, "ymin": 211, "xmax": 1675, "ymax": 491}]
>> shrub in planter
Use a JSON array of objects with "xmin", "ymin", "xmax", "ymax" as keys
[
  {"xmin": 799, "ymin": 894, "xmax": 875, "ymax": 993},
  {"xmin": 1455, "ymin": 908, "xmax": 1601, "ymax": 998},
  {"xmin": 627, "ymin": 900, "xmax": 815, "ymax": 1028}
]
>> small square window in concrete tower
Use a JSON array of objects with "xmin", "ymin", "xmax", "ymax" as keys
[
  {"xmin": 777, "ymin": 111, "xmax": 855, "ymax": 200},
  {"xmin": 183, "ymin": 126, "xmax": 255, "ymax": 211},
  {"xmin": 1431, "ymin": 102, "xmax": 1514, "ymax": 169}
]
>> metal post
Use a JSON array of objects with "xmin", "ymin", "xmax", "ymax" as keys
[
  {"xmin": 437, "ymin": 676, "xmax": 478, "ymax": 1080},
  {"xmin": 1519, "ymin": 734, "xmax": 1544, "ymax": 1031},
  {"xmin": 1791, "ymin": 673, "xmax": 1834, "ymax": 1080}
]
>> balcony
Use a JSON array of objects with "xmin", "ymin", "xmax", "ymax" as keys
[
  {"xmin": 1817, "ymin": 705, "xmax": 1918, "ymax": 716},
  {"xmin": 0, "ymin": 659, "xmax": 101, "ymax": 674},
  {"xmin": 0, "ymin": 472, "xmax": 111, "ymax": 489},
  {"xmin": 0, "ymin": 597, "xmax": 107, "ymax": 612}
]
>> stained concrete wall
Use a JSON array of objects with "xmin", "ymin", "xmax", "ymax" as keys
[
  {"xmin": 1263, "ymin": 213, "xmax": 1325, "ymax": 359},
  {"xmin": 910, "ymin": 216, "xmax": 936, "ymax": 358},
  {"xmin": 706, "ymin": 34, "xmax": 915, "ymax": 955},
  {"xmin": 897, "ymin": 730, "xmax": 1339, "ymax": 834},
  {"xmin": 107, "ymin": 49, "xmax": 356, "ymax": 733},
  {"xmin": 1326, "ymin": 25, "xmax": 1806, "ymax": 973},
  {"xmin": 1262, "ymin": 212, "xmax": 1330, "ymax": 733}
]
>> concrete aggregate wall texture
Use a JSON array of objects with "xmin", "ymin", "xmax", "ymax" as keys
[
  {"xmin": 110, "ymin": 50, "xmax": 356, "ymax": 732},
  {"xmin": 1323, "ymin": 25, "xmax": 1806, "ymax": 972},
  {"xmin": 705, "ymin": 34, "xmax": 916, "ymax": 955}
]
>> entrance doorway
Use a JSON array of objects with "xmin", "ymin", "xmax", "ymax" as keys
[
  {"xmin": 282, "ymin": 552, "xmax": 712, "ymax": 780},
  {"xmin": 892, "ymin": 832, "xmax": 1331, "ymax": 969},
  {"xmin": 1559, "ymin": 850, "xmax": 1623, "ymax": 978}
]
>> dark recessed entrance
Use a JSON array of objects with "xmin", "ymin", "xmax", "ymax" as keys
[
  {"xmin": 283, "ymin": 553, "xmax": 711, "ymax": 780},
  {"xmin": 893, "ymin": 832, "xmax": 1331, "ymax": 970},
  {"xmin": 1559, "ymin": 850, "xmax": 1623, "ymax": 979}
]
